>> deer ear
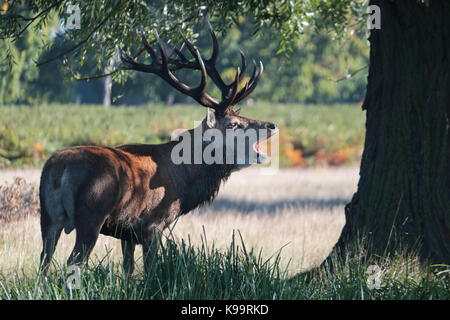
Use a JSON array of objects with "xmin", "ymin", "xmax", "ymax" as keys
[{"xmin": 206, "ymin": 108, "xmax": 216, "ymax": 128}]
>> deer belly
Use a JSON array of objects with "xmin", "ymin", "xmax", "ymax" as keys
[{"xmin": 100, "ymin": 218, "xmax": 143, "ymax": 243}]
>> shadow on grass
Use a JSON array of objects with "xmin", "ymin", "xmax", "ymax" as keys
[{"xmin": 198, "ymin": 196, "xmax": 349, "ymax": 214}]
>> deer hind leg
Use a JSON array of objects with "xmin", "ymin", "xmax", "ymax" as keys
[
  {"xmin": 67, "ymin": 226, "xmax": 100, "ymax": 267},
  {"xmin": 121, "ymin": 240, "xmax": 136, "ymax": 275},
  {"xmin": 40, "ymin": 216, "xmax": 63, "ymax": 274},
  {"xmin": 66, "ymin": 175, "xmax": 117, "ymax": 267},
  {"xmin": 66, "ymin": 211, "xmax": 108, "ymax": 267},
  {"xmin": 67, "ymin": 206, "xmax": 109, "ymax": 267},
  {"xmin": 39, "ymin": 196, "xmax": 65, "ymax": 274}
]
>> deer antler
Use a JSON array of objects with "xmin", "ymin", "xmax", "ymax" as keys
[
  {"xmin": 121, "ymin": 23, "xmax": 263, "ymax": 113},
  {"xmin": 121, "ymin": 31, "xmax": 219, "ymax": 109}
]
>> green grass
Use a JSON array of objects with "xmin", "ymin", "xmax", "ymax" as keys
[
  {"xmin": 0, "ymin": 233, "xmax": 448, "ymax": 300},
  {"xmin": 1, "ymin": 103, "xmax": 446, "ymax": 300},
  {"xmin": 0, "ymin": 103, "xmax": 365, "ymax": 168}
]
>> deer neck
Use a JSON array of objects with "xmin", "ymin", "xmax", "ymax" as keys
[{"xmin": 168, "ymin": 125, "xmax": 233, "ymax": 215}]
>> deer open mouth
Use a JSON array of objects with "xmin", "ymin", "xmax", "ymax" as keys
[
  {"xmin": 253, "ymin": 127, "xmax": 278, "ymax": 164},
  {"xmin": 253, "ymin": 140, "xmax": 267, "ymax": 160}
]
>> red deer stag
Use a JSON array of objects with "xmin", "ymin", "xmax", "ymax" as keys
[{"xmin": 39, "ymin": 24, "xmax": 278, "ymax": 275}]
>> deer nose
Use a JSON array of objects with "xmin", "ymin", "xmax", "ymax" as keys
[{"xmin": 266, "ymin": 123, "xmax": 277, "ymax": 130}]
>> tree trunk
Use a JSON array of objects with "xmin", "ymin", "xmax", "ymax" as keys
[
  {"xmin": 103, "ymin": 54, "xmax": 117, "ymax": 108},
  {"xmin": 103, "ymin": 73, "xmax": 112, "ymax": 107},
  {"xmin": 336, "ymin": 0, "xmax": 450, "ymax": 263}
]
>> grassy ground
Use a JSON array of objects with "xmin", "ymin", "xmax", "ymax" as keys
[
  {"xmin": 0, "ymin": 103, "xmax": 365, "ymax": 168},
  {"xmin": 0, "ymin": 104, "xmax": 447, "ymax": 299},
  {"xmin": 0, "ymin": 167, "xmax": 353, "ymax": 276},
  {"xmin": 0, "ymin": 168, "xmax": 448, "ymax": 299}
]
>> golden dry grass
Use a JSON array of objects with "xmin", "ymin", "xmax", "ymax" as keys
[{"xmin": 0, "ymin": 167, "xmax": 358, "ymax": 276}]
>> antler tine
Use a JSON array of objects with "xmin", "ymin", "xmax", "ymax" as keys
[
  {"xmin": 155, "ymin": 31, "xmax": 169, "ymax": 70},
  {"xmin": 156, "ymin": 31, "xmax": 210, "ymax": 98},
  {"xmin": 178, "ymin": 30, "xmax": 198, "ymax": 59},
  {"xmin": 121, "ymin": 30, "xmax": 219, "ymax": 109},
  {"xmin": 233, "ymin": 60, "xmax": 263, "ymax": 104},
  {"xmin": 221, "ymin": 50, "xmax": 248, "ymax": 99},
  {"xmin": 178, "ymin": 42, "xmax": 186, "ymax": 57},
  {"xmin": 140, "ymin": 30, "xmax": 159, "ymax": 63},
  {"xmin": 168, "ymin": 42, "xmax": 199, "ymax": 72},
  {"xmin": 179, "ymin": 28, "xmax": 229, "ymax": 96},
  {"xmin": 176, "ymin": 24, "xmax": 252, "ymax": 109},
  {"xmin": 120, "ymin": 51, "xmax": 134, "ymax": 66},
  {"xmin": 170, "ymin": 42, "xmax": 187, "ymax": 61},
  {"xmin": 218, "ymin": 67, "xmax": 240, "ymax": 108},
  {"xmin": 191, "ymin": 49, "xmax": 208, "ymax": 95},
  {"xmin": 121, "ymin": 23, "xmax": 262, "ymax": 112},
  {"xmin": 204, "ymin": 24, "xmax": 249, "ymax": 105},
  {"xmin": 120, "ymin": 50, "xmax": 158, "ymax": 73},
  {"xmin": 238, "ymin": 49, "xmax": 247, "ymax": 83},
  {"xmin": 206, "ymin": 21, "xmax": 219, "ymax": 64}
]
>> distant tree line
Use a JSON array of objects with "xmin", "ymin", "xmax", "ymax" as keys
[{"xmin": 0, "ymin": 17, "xmax": 369, "ymax": 106}]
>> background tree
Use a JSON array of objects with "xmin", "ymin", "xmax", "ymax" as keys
[
  {"xmin": 0, "ymin": 24, "xmax": 40, "ymax": 104},
  {"xmin": 1, "ymin": 6, "xmax": 369, "ymax": 105},
  {"xmin": 337, "ymin": 0, "xmax": 450, "ymax": 263},
  {"xmin": 1, "ymin": 0, "xmax": 448, "ymax": 262}
]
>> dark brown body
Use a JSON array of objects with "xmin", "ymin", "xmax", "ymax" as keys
[
  {"xmin": 39, "ymin": 24, "xmax": 277, "ymax": 275},
  {"xmin": 39, "ymin": 117, "xmax": 277, "ymax": 274},
  {"xmin": 40, "ymin": 143, "xmax": 176, "ymax": 273}
]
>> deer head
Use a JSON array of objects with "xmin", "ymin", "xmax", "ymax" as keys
[{"xmin": 121, "ymin": 23, "xmax": 278, "ymax": 168}]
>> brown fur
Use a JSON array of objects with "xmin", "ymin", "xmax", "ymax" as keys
[
  {"xmin": 39, "ymin": 25, "xmax": 276, "ymax": 275},
  {"xmin": 39, "ymin": 115, "xmax": 277, "ymax": 275}
]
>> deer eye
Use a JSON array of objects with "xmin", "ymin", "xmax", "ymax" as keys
[{"xmin": 227, "ymin": 122, "xmax": 238, "ymax": 129}]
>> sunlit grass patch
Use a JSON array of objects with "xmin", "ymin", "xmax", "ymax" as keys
[{"xmin": 0, "ymin": 234, "xmax": 448, "ymax": 300}]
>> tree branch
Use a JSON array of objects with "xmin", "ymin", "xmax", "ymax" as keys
[
  {"xmin": 15, "ymin": 1, "xmax": 64, "ymax": 38},
  {"xmin": 335, "ymin": 65, "xmax": 368, "ymax": 82},
  {"xmin": 73, "ymin": 69, "xmax": 121, "ymax": 81},
  {"xmin": 35, "ymin": 1, "xmax": 122, "ymax": 67},
  {"xmin": 59, "ymin": 12, "xmax": 198, "ymax": 81}
]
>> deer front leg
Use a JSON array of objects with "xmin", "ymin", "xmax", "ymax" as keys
[{"xmin": 121, "ymin": 240, "xmax": 136, "ymax": 275}]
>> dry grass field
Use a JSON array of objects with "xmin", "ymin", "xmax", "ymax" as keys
[{"xmin": 0, "ymin": 166, "xmax": 357, "ymax": 277}]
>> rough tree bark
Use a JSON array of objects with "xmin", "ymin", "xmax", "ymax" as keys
[
  {"xmin": 103, "ymin": 73, "xmax": 112, "ymax": 108},
  {"xmin": 335, "ymin": 0, "xmax": 450, "ymax": 263}
]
